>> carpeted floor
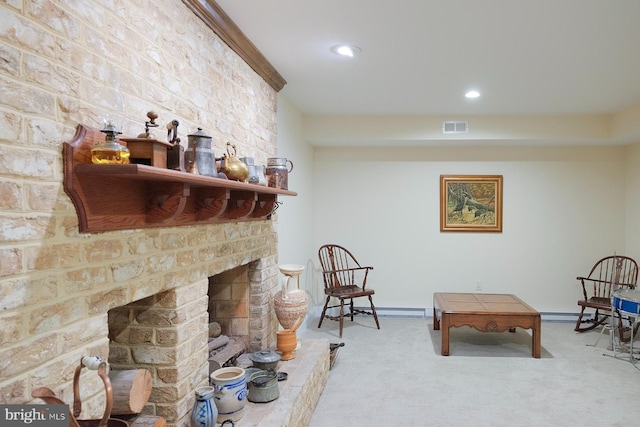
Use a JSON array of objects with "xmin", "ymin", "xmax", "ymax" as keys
[{"xmin": 301, "ymin": 316, "xmax": 640, "ymax": 427}]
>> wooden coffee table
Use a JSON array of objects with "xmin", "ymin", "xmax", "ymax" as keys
[{"xmin": 433, "ymin": 292, "xmax": 541, "ymax": 358}]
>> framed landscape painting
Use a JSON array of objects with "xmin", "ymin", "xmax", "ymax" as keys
[{"xmin": 440, "ymin": 175, "xmax": 503, "ymax": 232}]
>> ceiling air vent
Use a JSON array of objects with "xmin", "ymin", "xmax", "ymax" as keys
[{"xmin": 442, "ymin": 121, "xmax": 468, "ymax": 134}]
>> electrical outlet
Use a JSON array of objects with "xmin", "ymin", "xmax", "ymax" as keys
[{"xmin": 476, "ymin": 280, "xmax": 483, "ymax": 291}]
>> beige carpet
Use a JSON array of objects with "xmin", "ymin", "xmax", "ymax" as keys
[{"xmin": 301, "ymin": 316, "xmax": 640, "ymax": 427}]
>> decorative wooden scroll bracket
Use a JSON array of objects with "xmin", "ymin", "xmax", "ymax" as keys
[{"xmin": 63, "ymin": 124, "xmax": 296, "ymax": 233}]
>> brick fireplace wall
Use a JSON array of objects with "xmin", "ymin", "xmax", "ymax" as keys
[{"xmin": 0, "ymin": 1, "xmax": 283, "ymax": 426}]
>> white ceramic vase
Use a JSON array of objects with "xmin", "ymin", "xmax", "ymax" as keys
[
  {"xmin": 274, "ymin": 264, "xmax": 308, "ymax": 329},
  {"xmin": 274, "ymin": 288, "xmax": 309, "ymax": 329},
  {"xmin": 190, "ymin": 386, "xmax": 217, "ymax": 427},
  {"xmin": 210, "ymin": 367, "xmax": 247, "ymax": 423}
]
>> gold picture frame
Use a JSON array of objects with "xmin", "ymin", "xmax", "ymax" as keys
[{"xmin": 440, "ymin": 175, "xmax": 503, "ymax": 232}]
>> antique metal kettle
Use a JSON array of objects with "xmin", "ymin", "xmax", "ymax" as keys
[
  {"xmin": 248, "ymin": 350, "xmax": 281, "ymax": 370},
  {"xmin": 246, "ymin": 369, "xmax": 279, "ymax": 403},
  {"xmin": 223, "ymin": 142, "xmax": 249, "ymax": 181},
  {"xmin": 185, "ymin": 127, "xmax": 219, "ymax": 177}
]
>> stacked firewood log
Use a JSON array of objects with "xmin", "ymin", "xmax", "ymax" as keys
[
  {"xmin": 109, "ymin": 369, "xmax": 166, "ymax": 427},
  {"xmin": 208, "ymin": 322, "xmax": 247, "ymax": 374}
]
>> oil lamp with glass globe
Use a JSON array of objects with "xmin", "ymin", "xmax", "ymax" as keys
[{"xmin": 90, "ymin": 66, "xmax": 130, "ymax": 164}]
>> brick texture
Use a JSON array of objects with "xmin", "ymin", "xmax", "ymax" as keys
[{"xmin": 0, "ymin": 1, "xmax": 283, "ymax": 426}]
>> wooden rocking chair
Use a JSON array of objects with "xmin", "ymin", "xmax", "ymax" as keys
[
  {"xmin": 318, "ymin": 244, "xmax": 380, "ymax": 338},
  {"xmin": 575, "ymin": 255, "xmax": 638, "ymax": 342}
]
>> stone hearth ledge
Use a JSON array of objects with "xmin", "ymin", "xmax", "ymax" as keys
[{"xmin": 240, "ymin": 338, "xmax": 330, "ymax": 426}]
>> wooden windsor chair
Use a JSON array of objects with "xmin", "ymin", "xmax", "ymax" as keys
[{"xmin": 317, "ymin": 244, "xmax": 381, "ymax": 338}]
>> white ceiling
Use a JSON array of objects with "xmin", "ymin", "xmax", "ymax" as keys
[{"xmin": 215, "ymin": 0, "xmax": 640, "ymax": 145}]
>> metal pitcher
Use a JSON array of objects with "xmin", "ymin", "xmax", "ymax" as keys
[
  {"xmin": 265, "ymin": 157, "xmax": 293, "ymax": 190},
  {"xmin": 185, "ymin": 127, "xmax": 218, "ymax": 177}
]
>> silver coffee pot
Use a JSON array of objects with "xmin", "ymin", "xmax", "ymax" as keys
[{"xmin": 185, "ymin": 127, "xmax": 219, "ymax": 177}]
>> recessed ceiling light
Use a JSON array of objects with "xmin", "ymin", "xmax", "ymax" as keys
[
  {"xmin": 465, "ymin": 90, "xmax": 480, "ymax": 99},
  {"xmin": 331, "ymin": 44, "xmax": 361, "ymax": 58}
]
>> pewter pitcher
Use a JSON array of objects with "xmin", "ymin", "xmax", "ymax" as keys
[{"xmin": 185, "ymin": 127, "xmax": 218, "ymax": 177}]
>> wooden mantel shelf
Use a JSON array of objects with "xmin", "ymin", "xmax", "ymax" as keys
[{"xmin": 63, "ymin": 124, "xmax": 296, "ymax": 233}]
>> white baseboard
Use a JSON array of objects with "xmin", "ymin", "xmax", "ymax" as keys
[
  {"xmin": 371, "ymin": 307, "xmax": 428, "ymax": 317},
  {"xmin": 300, "ymin": 306, "xmax": 579, "ymax": 338},
  {"xmin": 352, "ymin": 306, "xmax": 580, "ymax": 322},
  {"xmin": 325, "ymin": 306, "xmax": 427, "ymax": 318},
  {"xmin": 538, "ymin": 312, "xmax": 580, "ymax": 322}
]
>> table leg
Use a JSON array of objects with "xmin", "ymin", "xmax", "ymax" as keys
[
  {"xmin": 532, "ymin": 315, "xmax": 541, "ymax": 358},
  {"xmin": 441, "ymin": 313, "xmax": 450, "ymax": 356},
  {"xmin": 433, "ymin": 305, "xmax": 440, "ymax": 330}
]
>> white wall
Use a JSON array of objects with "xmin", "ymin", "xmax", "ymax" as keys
[
  {"xmin": 625, "ymin": 142, "xmax": 640, "ymax": 256},
  {"xmin": 276, "ymin": 100, "xmax": 640, "ymax": 316},
  {"xmin": 275, "ymin": 96, "xmax": 320, "ymax": 305},
  {"xmin": 313, "ymin": 145, "xmax": 629, "ymax": 314}
]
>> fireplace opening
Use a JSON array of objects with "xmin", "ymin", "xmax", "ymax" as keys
[
  {"xmin": 208, "ymin": 265, "xmax": 250, "ymax": 345},
  {"xmin": 207, "ymin": 264, "xmax": 251, "ymax": 373},
  {"xmin": 106, "ymin": 259, "xmax": 276, "ymax": 423}
]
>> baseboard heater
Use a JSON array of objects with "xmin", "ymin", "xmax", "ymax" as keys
[{"xmin": 351, "ymin": 307, "xmax": 580, "ymax": 322}]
